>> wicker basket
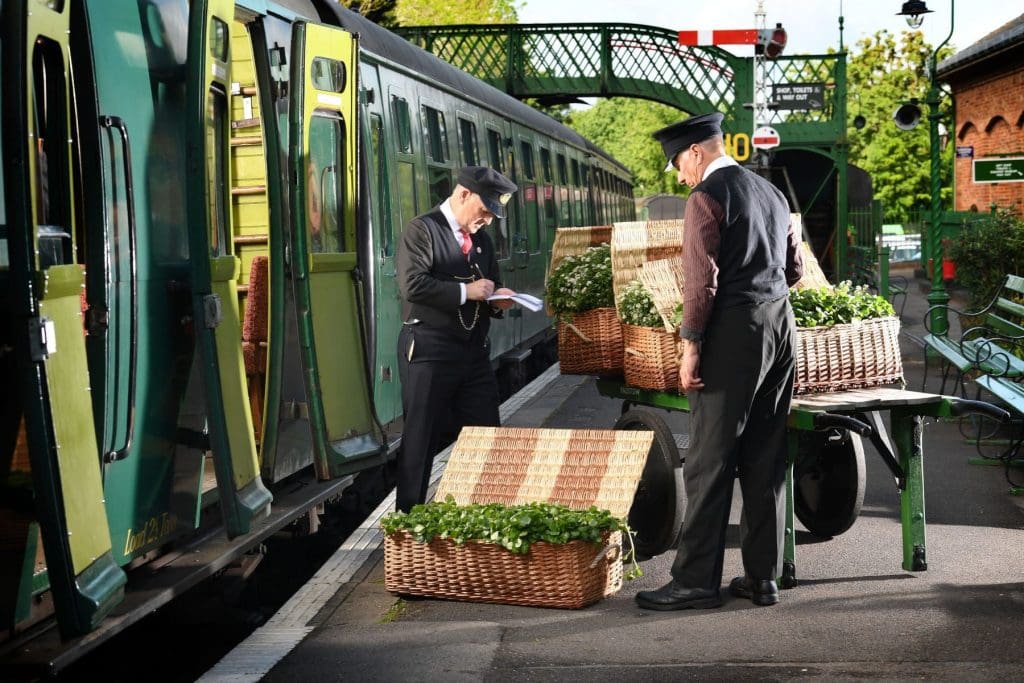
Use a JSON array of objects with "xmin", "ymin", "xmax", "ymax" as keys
[
  {"xmin": 384, "ymin": 426, "xmax": 652, "ymax": 609},
  {"xmin": 794, "ymin": 316, "xmax": 904, "ymax": 394},
  {"xmin": 547, "ymin": 225, "xmax": 613, "ymax": 284},
  {"xmin": 623, "ymin": 324, "xmax": 679, "ymax": 391},
  {"xmin": 558, "ymin": 307, "xmax": 623, "ymax": 376},
  {"xmin": 792, "ymin": 240, "xmax": 831, "ymax": 290},
  {"xmin": 384, "ymin": 530, "xmax": 623, "ymax": 609},
  {"xmin": 610, "ymin": 220, "xmax": 684, "ymax": 303}
]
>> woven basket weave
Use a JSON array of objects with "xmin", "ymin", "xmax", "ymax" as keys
[
  {"xmin": 384, "ymin": 426, "xmax": 652, "ymax": 609},
  {"xmin": 384, "ymin": 530, "xmax": 623, "ymax": 609},
  {"xmin": 623, "ymin": 324, "xmax": 679, "ymax": 392},
  {"xmin": 558, "ymin": 307, "xmax": 623, "ymax": 376},
  {"xmin": 547, "ymin": 225, "xmax": 613, "ymax": 283},
  {"xmin": 792, "ymin": 240, "xmax": 831, "ymax": 290},
  {"xmin": 795, "ymin": 316, "xmax": 904, "ymax": 394},
  {"xmin": 610, "ymin": 220, "xmax": 684, "ymax": 303}
]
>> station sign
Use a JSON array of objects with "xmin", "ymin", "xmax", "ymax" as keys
[
  {"xmin": 752, "ymin": 126, "xmax": 781, "ymax": 150},
  {"xmin": 771, "ymin": 82, "xmax": 824, "ymax": 110},
  {"xmin": 955, "ymin": 146, "xmax": 973, "ymax": 159},
  {"xmin": 973, "ymin": 157, "xmax": 1024, "ymax": 184}
]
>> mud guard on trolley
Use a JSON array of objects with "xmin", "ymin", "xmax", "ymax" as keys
[
  {"xmin": 185, "ymin": 0, "xmax": 272, "ymax": 536},
  {"xmin": 2, "ymin": 0, "xmax": 125, "ymax": 636},
  {"xmin": 288, "ymin": 22, "xmax": 385, "ymax": 479}
]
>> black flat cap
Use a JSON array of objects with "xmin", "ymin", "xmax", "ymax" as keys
[
  {"xmin": 457, "ymin": 166, "xmax": 518, "ymax": 218},
  {"xmin": 652, "ymin": 112, "xmax": 725, "ymax": 171}
]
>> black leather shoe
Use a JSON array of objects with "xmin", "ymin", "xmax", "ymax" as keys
[
  {"xmin": 728, "ymin": 576, "xmax": 779, "ymax": 606},
  {"xmin": 635, "ymin": 581, "xmax": 723, "ymax": 611}
]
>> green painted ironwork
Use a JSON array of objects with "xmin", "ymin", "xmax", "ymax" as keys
[{"xmin": 396, "ymin": 22, "xmax": 850, "ymax": 273}]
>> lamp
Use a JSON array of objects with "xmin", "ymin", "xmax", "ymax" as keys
[
  {"xmin": 896, "ymin": 0, "xmax": 933, "ymax": 29},
  {"xmin": 894, "ymin": 1, "xmax": 954, "ymax": 335}
]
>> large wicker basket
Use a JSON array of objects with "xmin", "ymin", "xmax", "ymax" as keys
[
  {"xmin": 794, "ymin": 316, "xmax": 904, "ymax": 394},
  {"xmin": 623, "ymin": 324, "xmax": 679, "ymax": 391},
  {"xmin": 384, "ymin": 530, "xmax": 623, "ymax": 609},
  {"xmin": 383, "ymin": 426, "xmax": 653, "ymax": 609},
  {"xmin": 558, "ymin": 307, "xmax": 623, "ymax": 376}
]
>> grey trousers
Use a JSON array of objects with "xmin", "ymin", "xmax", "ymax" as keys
[{"xmin": 671, "ymin": 296, "xmax": 796, "ymax": 588}]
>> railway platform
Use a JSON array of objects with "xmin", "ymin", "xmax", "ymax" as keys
[{"xmin": 202, "ymin": 268, "xmax": 1024, "ymax": 682}]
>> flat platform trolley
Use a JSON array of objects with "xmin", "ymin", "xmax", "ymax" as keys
[{"xmin": 596, "ymin": 379, "xmax": 1008, "ymax": 587}]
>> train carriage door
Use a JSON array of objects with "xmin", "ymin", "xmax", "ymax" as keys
[
  {"xmin": 2, "ymin": 0, "xmax": 125, "ymax": 637},
  {"xmin": 289, "ymin": 22, "xmax": 382, "ymax": 479},
  {"xmin": 511, "ymin": 130, "xmax": 546, "ymax": 319},
  {"xmin": 185, "ymin": 0, "xmax": 271, "ymax": 536}
]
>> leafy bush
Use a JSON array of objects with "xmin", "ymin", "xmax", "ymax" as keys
[
  {"xmin": 545, "ymin": 245, "xmax": 614, "ymax": 315},
  {"xmin": 949, "ymin": 210, "xmax": 1024, "ymax": 308},
  {"xmin": 382, "ymin": 495, "xmax": 641, "ymax": 578},
  {"xmin": 789, "ymin": 281, "xmax": 895, "ymax": 327},
  {"xmin": 618, "ymin": 280, "xmax": 663, "ymax": 327}
]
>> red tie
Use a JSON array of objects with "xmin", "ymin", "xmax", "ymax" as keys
[{"xmin": 460, "ymin": 229, "xmax": 472, "ymax": 258}]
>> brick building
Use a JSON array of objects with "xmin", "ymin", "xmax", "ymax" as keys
[{"xmin": 937, "ymin": 14, "xmax": 1024, "ymax": 215}]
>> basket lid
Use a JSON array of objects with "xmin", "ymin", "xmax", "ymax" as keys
[{"xmin": 435, "ymin": 426, "xmax": 653, "ymax": 519}]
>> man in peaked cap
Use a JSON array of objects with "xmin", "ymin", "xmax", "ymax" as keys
[
  {"xmin": 635, "ymin": 115, "xmax": 804, "ymax": 611},
  {"xmin": 394, "ymin": 166, "xmax": 519, "ymax": 512}
]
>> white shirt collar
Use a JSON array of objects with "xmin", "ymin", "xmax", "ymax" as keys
[
  {"xmin": 702, "ymin": 154, "xmax": 739, "ymax": 182},
  {"xmin": 440, "ymin": 198, "xmax": 462, "ymax": 239}
]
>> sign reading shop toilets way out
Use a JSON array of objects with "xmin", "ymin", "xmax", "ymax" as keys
[{"xmin": 973, "ymin": 157, "xmax": 1024, "ymax": 184}]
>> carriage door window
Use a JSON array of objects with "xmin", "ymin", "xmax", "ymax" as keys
[
  {"xmin": 207, "ymin": 21, "xmax": 230, "ymax": 256},
  {"xmin": 571, "ymin": 159, "xmax": 582, "ymax": 226},
  {"xmin": 421, "ymin": 105, "xmax": 450, "ymax": 206},
  {"xmin": 540, "ymin": 147, "xmax": 555, "ymax": 229},
  {"xmin": 486, "ymin": 128, "xmax": 509, "ymax": 259},
  {"xmin": 520, "ymin": 141, "xmax": 539, "ymax": 253},
  {"xmin": 556, "ymin": 154, "xmax": 570, "ymax": 226},
  {"xmin": 390, "ymin": 94, "xmax": 417, "ymax": 225},
  {"xmin": 368, "ymin": 113, "xmax": 393, "ymax": 257},
  {"xmin": 1, "ymin": 31, "xmax": 6, "ymax": 268},
  {"xmin": 32, "ymin": 38, "xmax": 73, "ymax": 268},
  {"xmin": 458, "ymin": 118, "xmax": 479, "ymax": 166},
  {"xmin": 307, "ymin": 111, "xmax": 345, "ymax": 253}
]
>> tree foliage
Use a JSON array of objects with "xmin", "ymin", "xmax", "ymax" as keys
[
  {"xmin": 394, "ymin": 0, "xmax": 519, "ymax": 26},
  {"xmin": 846, "ymin": 30, "xmax": 955, "ymax": 221},
  {"xmin": 337, "ymin": 0, "xmax": 398, "ymax": 28},
  {"xmin": 567, "ymin": 98, "xmax": 685, "ymax": 197}
]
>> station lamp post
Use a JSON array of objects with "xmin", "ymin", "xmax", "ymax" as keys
[{"xmin": 896, "ymin": 0, "xmax": 954, "ymax": 334}]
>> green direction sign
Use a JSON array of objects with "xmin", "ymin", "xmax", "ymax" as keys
[{"xmin": 974, "ymin": 157, "xmax": 1024, "ymax": 184}]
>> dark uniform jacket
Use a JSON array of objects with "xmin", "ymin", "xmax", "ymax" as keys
[{"xmin": 396, "ymin": 208, "xmax": 503, "ymax": 360}]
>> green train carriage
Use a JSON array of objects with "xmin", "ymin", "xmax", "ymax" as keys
[{"xmin": 0, "ymin": 0, "xmax": 634, "ymax": 669}]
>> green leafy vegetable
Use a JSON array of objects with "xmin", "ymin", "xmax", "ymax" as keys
[
  {"xmin": 618, "ymin": 279, "xmax": 664, "ymax": 328},
  {"xmin": 382, "ymin": 495, "xmax": 643, "ymax": 580},
  {"xmin": 789, "ymin": 281, "xmax": 895, "ymax": 327}
]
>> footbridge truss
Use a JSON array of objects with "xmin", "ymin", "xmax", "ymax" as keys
[{"xmin": 395, "ymin": 22, "xmax": 853, "ymax": 274}]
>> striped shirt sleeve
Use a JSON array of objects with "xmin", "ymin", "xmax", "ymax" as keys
[{"xmin": 679, "ymin": 191, "xmax": 723, "ymax": 342}]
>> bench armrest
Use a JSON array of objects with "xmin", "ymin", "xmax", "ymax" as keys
[{"xmin": 964, "ymin": 334, "xmax": 1024, "ymax": 378}]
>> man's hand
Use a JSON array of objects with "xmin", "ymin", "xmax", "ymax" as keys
[
  {"xmin": 490, "ymin": 287, "xmax": 516, "ymax": 310},
  {"xmin": 677, "ymin": 341, "xmax": 704, "ymax": 393},
  {"xmin": 466, "ymin": 278, "xmax": 495, "ymax": 301}
]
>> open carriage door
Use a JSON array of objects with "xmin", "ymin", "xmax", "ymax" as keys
[
  {"xmin": 1, "ymin": 0, "xmax": 125, "ymax": 637},
  {"xmin": 185, "ymin": 0, "xmax": 271, "ymax": 536},
  {"xmin": 289, "ymin": 23, "xmax": 383, "ymax": 479}
]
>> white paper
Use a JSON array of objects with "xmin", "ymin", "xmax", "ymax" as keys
[{"xmin": 487, "ymin": 292, "xmax": 544, "ymax": 312}]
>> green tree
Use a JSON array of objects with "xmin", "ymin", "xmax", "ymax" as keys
[
  {"xmin": 337, "ymin": 0, "xmax": 398, "ymax": 28},
  {"xmin": 567, "ymin": 98, "xmax": 685, "ymax": 197},
  {"xmin": 394, "ymin": 0, "xmax": 519, "ymax": 26},
  {"xmin": 846, "ymin": 30, "xmax": 955, "ymax": 221}
]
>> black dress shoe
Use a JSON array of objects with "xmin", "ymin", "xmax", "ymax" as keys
[
  {"xmin": 728, "ymin": 576, "xmax": 779, "ymax": 606},
  {"xmin": 635, "ymin": 581, "xmax": 723, "ymax": 611}
]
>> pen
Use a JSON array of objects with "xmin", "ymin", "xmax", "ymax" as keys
[{"xmin": 472, "ymin": 263, "xmax": 486, "ymax": 281}]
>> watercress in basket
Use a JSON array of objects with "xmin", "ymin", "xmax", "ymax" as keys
[
  {"xmin": 381, "ymin": 495, "xmax": 643, "ymax": 580},
  {"xmin": 618, "ymin": 280, "xmax": 662, "ymax": 328},
  {"xmin": 546, "ymin": 244, "xmax": 614, "ymax": 316},
  {"xmin": 789, "ymin": 281, "xmax": 895, "ymax": 328}
]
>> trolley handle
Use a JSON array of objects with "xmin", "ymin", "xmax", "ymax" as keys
[
  {"xmin": 947, "ymin": 398, "xmax": 1010, "ymax": 422},
  {"xmin": 813, "ymin": 412, "xmax": 873, "ymax": 437}
]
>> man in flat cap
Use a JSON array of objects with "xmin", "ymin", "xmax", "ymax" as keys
[
  {"xmin": 635, "ymin": 114, "xmax": 804, "ymax": 611},
  {"xmin": 394, "ymin": 166, "xmax": 519, "ymax": 512}
]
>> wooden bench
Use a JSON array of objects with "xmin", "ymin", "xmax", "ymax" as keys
[{"xmin": 922, "ymin": 274, "xmax": 1024, "ymax": 396}]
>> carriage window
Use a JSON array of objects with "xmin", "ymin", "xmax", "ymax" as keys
[
  {"xmin": 32, "ymin": 37, "xmax": 72, "ymax": 268},
  {"xmin": 369, "ymin": 113, "xmax": 393, "ymax": 256},
  {"xmin": 486, "ymin": 129, "xmax": 504, "ymax": 172},
  {"xmin": 206, "ymin": 87, "xmax": 229, "ymax": 256},
  {"xmin": 458, "ymin": 118, "xmax": 478, "ymax": 166},
  {"xmin": 391, "ymin": 95, "xmax": 413, "ymax": 154},
  {"xmin": 571, "ymin": 159, "xmax": 580, "ymax": 186},
  {"xmin": 422, "ymin": 105, "xmax": 448, "ymax": 163},
  {"xmin": 307, "ymin": 112, "xmax": 345, "ymax": 253},
  {"xmin": 311, "ymin": 56, "xmax": 346, "ymax": 93},
  {"xmin": 556, "ymin": 154, "xmax": 567, "ymax": 185},
  {"xmin": 540, "ymin": 148, "xmax": 552, "ymax": 183},
  {"xmin": 0, "ymin": 32, "xmax": 6, "ymax": 268},
  {"xmin": 520, "ymin": 141, "xmax": 535, "ymax": 179}
]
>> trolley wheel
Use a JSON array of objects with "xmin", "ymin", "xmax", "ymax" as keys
[
  {"xmin": 794, "ymin": 430, "xmax": 866, "ymax": 538},
  {"xmin": 614, "ymin": 408, "xmax": 685, "ymax": 557}
]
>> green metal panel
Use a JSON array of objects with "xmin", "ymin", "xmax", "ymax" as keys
[{"xmin": 186, "ymin": 0, "xmax": 271, "ymax": 535}]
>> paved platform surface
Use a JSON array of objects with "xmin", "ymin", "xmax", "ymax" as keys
[{"xmin": 205, "ymin": 270, "xmax": 1024, "ymax": 682}]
